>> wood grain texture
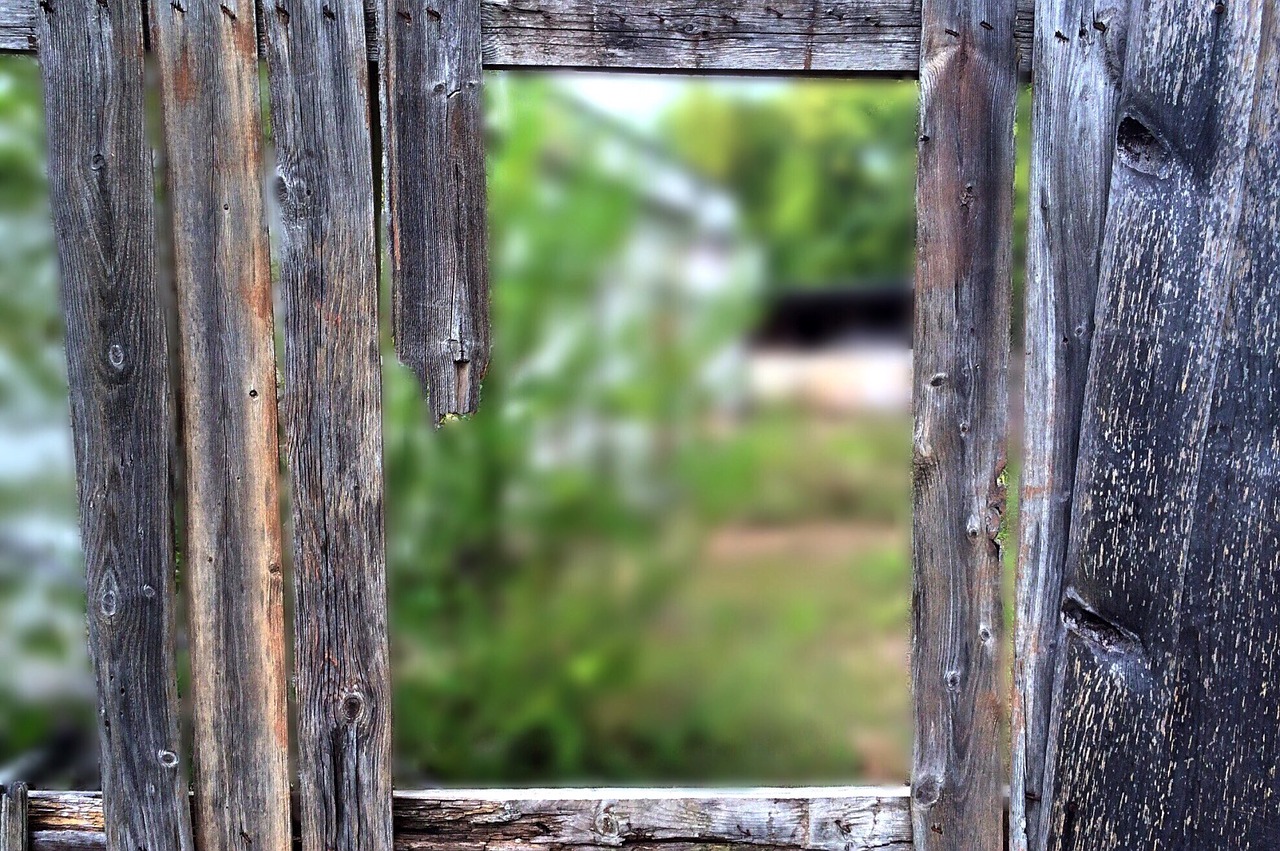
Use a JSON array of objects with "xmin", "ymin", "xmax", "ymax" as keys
[
  {"xmin": 35, "ymin": 2, "xmax": 195, "ymax": 849},
  {"xmin": 0, "ymin": 0, "xmax": 1037, "ymax": 74},
  {"xmin": 478, "ymin": 0, "xmax": 1033, "ymax": 74},
  {"xmin": 1, "ymin": 784, "xmax": 27, "ymax": 851},
  {"xmin": 146, "ymin": 0, "xmax": 292, "ymax": 847},
  {"xmin": 1040, "ymin": 0, "xmax": 1280, "ymax": 848},
  {"xmin": 1010, "ymin": 0, "xmax": 1129, "ymax": 847},
  {"xmin": 27, "ymin": 789, "xmax": 913, "ymax": 851},
  {"xmin": 382, "ymin": 0, "xmax": 490, "ymax": 421},
  {"xmin": 261, "ymin": 0, "xmax": 394, "ymax": 847},
  {"xmin": 910, "ymin": 0, "xmax": 1017, "ymax": 845}
]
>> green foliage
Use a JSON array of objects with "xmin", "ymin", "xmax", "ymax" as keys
[
  {"xmin": 0, "ymin": 56, "xmax": 89, "ymax": 772},
  {"xmin": 383, "ymin": 75, "xmax": 759, "ymax": 783},
  {"xmin": 662, "ymin": 80, "xmax": 919, "ymax": 288},
  {"xmin": 0, "ymin": 63, "xmax": 1031, "ymax": 786}
]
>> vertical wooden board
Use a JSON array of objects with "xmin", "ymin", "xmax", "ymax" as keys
[
  {"xmin": 381, "ymin": 0, "xmax": 490, "ymax": 423},
  {"xmin": 34, "ymin": 2, "xmax": 195, "ymax": 849},
  {"xmin": 910, "ymin": 0, "xmax": 1017, "ymax": 846},
  {"xmin": 261, "ymin": 0, "xmax": 394, "ymax": 850},
  {"xmin": 1011, "ymin": 0, "xmax": 1129, "ymax": 846},
  {"xmin": 1, "ymin": 784, "xmax": 28, "ymax": 851},
  {"xmin": 146, "ymin": 0, "xmax": 291, "ymax": 848},
  {"xmin": 1041, "ymin": 1, "xmax": 1280, "ymax": 848}
]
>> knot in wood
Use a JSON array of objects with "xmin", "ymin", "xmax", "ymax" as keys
[
  {"xmin": 913, "ymin": 775, "xmax": 942, "ymax": 807},
  {"xmin": 340, "ymin": 690, "xmax": 366, "ymax": 723},
  {"xmin": 594, "ymin": 808, "xmax": 622, "ymax": 841}
]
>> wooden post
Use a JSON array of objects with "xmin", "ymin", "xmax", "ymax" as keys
[
  {"xmin": 910, "ymin": 0, "xmax": 1018, "ymax": 846},
  {"xmin": 381, "ymin": 0, "xmax": 491, "ymax": 423},
  {"xmin": 1, "ymin": 784, "xmax": 28, "ymax": 851},
  {"xmin": 34, "ymin": 0, "xmax": 196, "ymax": 847},
  {"xmin": 1040, "ymin": 0, "xmax": 1280, "ymax": 847},
  {"xmin": 145, "ymin": 0, "xmax": 292, "ymax": 847},
  {"xmin": 1011, "ymin": 0, "xmax": 1129, "ymax": 846},
  {"xmin": 261, "ymin": 0, "xmax": 394, "ymax": 849}
]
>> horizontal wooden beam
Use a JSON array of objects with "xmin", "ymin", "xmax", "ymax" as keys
[
  {"xmin": 26, "ymin": 788, "xmax": 912, "ymax": 851},
  {"xmin": 3, "ymin": 0, "xmax": 1032, "ymax": 75}
]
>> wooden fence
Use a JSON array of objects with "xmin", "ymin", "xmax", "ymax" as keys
[{"xmin": 0, "ymin": 0, "xmax": 1278, "ymax": 849}]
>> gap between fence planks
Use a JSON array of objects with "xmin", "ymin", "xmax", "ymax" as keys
[
  {"xmin": 1009, "ymin": 0, "xmax": 1128, "ymax": 847},
  {"xmin": 33, "ymin": 1, "xmax": 196, "ymax": 849},
  {"xmin": 1, "ymin": 0, "xmax": 1034, "ymax": 74},
  {"xmin": 146, "ymin": 0, "xmax": 292, "ymax": 849},
  {"xmin": 24, "ymin": 789, "xmax": 913, "ymax": 851},
  {"xmin": 910, "ymin": 0, "xmax": 1017, "ymax": 846},
  {"xmin": 1, "ymin": 785, "xmax": 28, "ymax": 851},
  {"xmin": 382, "ymin": 0, "xmax": 490, "ymax": 421},
  {"xmin": 1039, "ymin": 0, "xmax": 1280, "ymax": 847},
  {"xmin": 260, "ymin": 0, "xmax": 394, "ymax": 848}
]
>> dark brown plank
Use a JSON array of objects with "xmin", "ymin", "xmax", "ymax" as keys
[
  {"xmin": 145, "ymin": 0, "xmax": 292, "ymax": 848},
  {"xmin": 4, "ymin": 0, "xmax": 1036, "ymax": 72},
  {"xmin": 27, "ymin": 789, "xmax": 913, "ymax": 851},
  {"xmin": 261, "ymin": 0, "xmax": 394, "ymax": 849},
  {"xmin": 1, "ymin": 784, "xmax": 27, "ymax": 851},
  {"xmin": 34, "ymin": 2, "xmax": 195, "ymax": 849},
  {"xmin": 381, "ymin": 0, "xmax": 490, "ymax": 421},
  {"xmin": 910, "ymin": 0, "xmax": 1018, "ymax": 846},
  {"xmin": 1010, "ymin": 0, "xmax": 1129, "ymax": 847},
  {"xmin": 1040, "ymin": 1, "xmax": 1280, "ymax": 848}
]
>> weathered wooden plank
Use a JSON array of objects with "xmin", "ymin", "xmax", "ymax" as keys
[
  {"xmin": 1039, "ymin": 1, "xmax": 1280, "ymax": 848},
  {"xmin": 260, "ymin": 0, "xmax": 393, "ymax": 849},
  {"xmin": 27, "ymin": 789, "xmax": 913, "ymax": 851},
  {"xmin": 910, "ymin": 0, "xmax": 1017, "ymax": 845},
  {"xmin": 1, "ymin": 784, "xmax": 28, "ymax": 851},
  {"xmin": 146, "ymin": 0, "xmax": 291, "ymax": 848},
  {"xmin": 381, "ymin": 0, "xmax": 490, "ymax": 421},
  {"xmin": 0, "ymin": 0, "xmax": 32, "ymax": 50},
  {"xmin": 34, "ymin": 2, "xmax": 195, "ymax": 849},
  {"xmin": 3, "ymin": 0, "xmax": 1036, "ymax": 73},
  {"xmin": 1010, "ymin": 0, "xmax": 1129, "ymax": 847}
]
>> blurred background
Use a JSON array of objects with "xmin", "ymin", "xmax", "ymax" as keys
[{"xmin": 0, "ymin": 60, "xmax": 1029, "ymax": 789}]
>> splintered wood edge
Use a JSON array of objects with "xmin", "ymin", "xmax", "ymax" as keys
[
  {"xmin": 27, "ymin": 789, "xmax": 913, "ymax": 850},
  {"xmin": 3, "ymin": 0, "xmax": 1033, "ymax": 75}
]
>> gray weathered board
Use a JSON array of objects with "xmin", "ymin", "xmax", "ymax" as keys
[
  {"xmin": 1037, "ymin": 0, "xmax": 1280, "ymax": 848},
  {"xmin": 146, "ymin": 0, "xmax": 293, "ymax": 847},
  {"xmin": 382, "ymin": 0, "xmax": 490, "ymax": 421},
  {"xmin": 26, "ymin": 789, "xmax": 912, "ymax": 851},
  {"xmin": 260, "ymin": 0, "xmax": 394, "ymax": 846},
  {"xmin": 1, "ymin": 785, "xmax": 28, "ymax": 851},
  {"xmin": 2, "ymin": 0, "xmax": 1033, "ymax": 72},
  {"xmin": 1010, "ymin": 0, "xmax": 1128, "ymax": 846},
  {"xmin": 33, "ymin": 1, "xmax": 196, "ymax": 849},
  {"xmin": 910, "ymin": 0, "xmax": 1018, "ymax": 845}
]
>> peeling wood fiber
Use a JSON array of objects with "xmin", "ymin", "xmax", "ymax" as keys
[{"xmin": 381, "ymin": 0, "xmax": 491, "ymax": 421}]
